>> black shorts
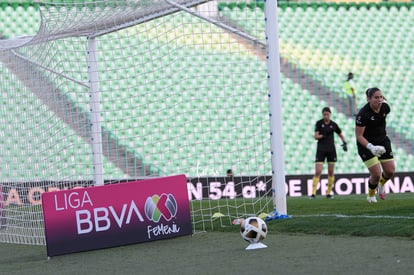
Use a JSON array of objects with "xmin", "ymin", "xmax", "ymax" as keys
[
  {"xmin": 357, "ymin": 136, "xmax": 394, "ymax": 161},
  {"xmin": 315, "ymin": 149, "xmax": 337, "ymax": 163}
]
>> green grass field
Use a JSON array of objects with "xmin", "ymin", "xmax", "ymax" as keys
[{"xmin": 1, "ymin": 193, "xmax": 413, "ymax": 274}]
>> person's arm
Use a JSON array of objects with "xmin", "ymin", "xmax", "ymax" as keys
[
  {"xmin": 355, "ymin": 125, "xmax": 385, "ymax": 156},
  {"xmin": 350, "ymin": 80, "xmax": 356, "ymax": 97},
  {"xmin": 355, "ymin": 125, "xmax": 368, "ymax": 147},
  {"xmin": 338, "ymin": 132, "xmax": 347, "ymax": 151},
  {"xmin": 314, "ymin": 131, "xmax": 323, "ymax": 140},
  {"xmin": 338, "ymin": 133, "xmax": 346, "ymax": 144}
]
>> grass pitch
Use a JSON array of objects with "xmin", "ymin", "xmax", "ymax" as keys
[
  {"xmin": 194, "ymin": 193, "xmax": 414, "ymax": 238},
  {"xmin": 1, "ymin": 193, "xmax": 413, "ymax": 274}
]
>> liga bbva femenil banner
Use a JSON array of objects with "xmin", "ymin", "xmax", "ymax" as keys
[{"xmin": 41, "ymin": 175, "xmax": 192, "ymax": 257}]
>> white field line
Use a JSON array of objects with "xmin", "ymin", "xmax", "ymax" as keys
[
  {"xmin": 193, "ymin": 213, "xmax": 414, "ymax": 220},
  {"xmin": 292, "ymin": 214, "xmax": 414, "ymax": 219}
]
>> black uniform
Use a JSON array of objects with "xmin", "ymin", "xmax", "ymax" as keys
[
  {"xmin": 314, "ymin": 119, "xmax": 342, "ymax": 163},
  {"xmin": 356, "ymin": 102, "xmax": 393, "ymax": 161}
]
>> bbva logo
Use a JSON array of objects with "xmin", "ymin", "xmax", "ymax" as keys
[{"xmin": 144, "ymin": 193, "xmax": 177, "ymax": 222}]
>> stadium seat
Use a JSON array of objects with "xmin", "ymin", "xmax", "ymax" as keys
[{"xmin": 2, "ymin": 2, "xmax": 413, "ymax": 178}]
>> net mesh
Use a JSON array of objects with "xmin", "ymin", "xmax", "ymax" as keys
[{"xmin": 0, "ymin": 0, "xmax": 274, "ymax": 244}]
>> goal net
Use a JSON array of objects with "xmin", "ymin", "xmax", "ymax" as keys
[{"xmin": 0, "ymin": 0, "xmax": 282, "ymax": 245}]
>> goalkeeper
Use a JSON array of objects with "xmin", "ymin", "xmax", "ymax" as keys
[
  {"xmin": 311, "ymin": 107, "xmax": 347, "ymax": 199},
  {"xmin": 355, "ymin": 87, "xmax": 395, "ymax": 203}
]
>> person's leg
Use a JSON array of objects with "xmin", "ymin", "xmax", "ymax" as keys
[
  {"xmin": 348, "ymin": 95, "xmax": 354, "ymax": 116},
  {"xmin": 353, "ymin": 96, "xmax": 357, "ymax": 116},
  {"xmin": 326, "ymin": 162, "xmax": 335, "ymax": 197},
  {"xmin": 380, "ymin": 159, "xmax": 395, "ymax": 184},
  {"xmin": 366, "ymin": 161, "xmax": 382, "ymax": 203},
  {"xmin": 311, "ymin": 163, "xmax": 323, "ymax": 197},
  {"xmin": 378, "ymin": 159, "xmax": 395, "ymax": 200}
]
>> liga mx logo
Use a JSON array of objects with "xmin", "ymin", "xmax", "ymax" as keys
[{"xmin": 144, "ymin": 193, "xmax": 178, "ymax": 222}]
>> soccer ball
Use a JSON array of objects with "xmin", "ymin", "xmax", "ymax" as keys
[{"xmin": 240, "ymin": 216, "xmax": 268, "ymax": 244}]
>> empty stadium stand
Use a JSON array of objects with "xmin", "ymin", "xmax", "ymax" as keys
[{"xmin": 1, "ymin": 1, "xmax": 413, "ymax": 179}]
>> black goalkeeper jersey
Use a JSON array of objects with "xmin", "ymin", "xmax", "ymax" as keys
[
  {"xmin": 314, "ymin": 119, "xmax": 342, "ymax": 151},
  {"xmin": 356, "ymin": 102, "xmax": 390, "ymax": 144}
]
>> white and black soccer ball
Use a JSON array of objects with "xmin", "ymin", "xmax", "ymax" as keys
[{"xmin": 240, "ymin": 216, "xmax": 268, "ymax": 244}]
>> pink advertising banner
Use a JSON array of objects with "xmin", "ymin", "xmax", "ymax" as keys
[
  {"xmin": 0, "ymin": 185, "xmax": 5, "ymax": 229},
  {"xmin": 42, "ymin": 175, "xmax": 192, "ymax": 257}
]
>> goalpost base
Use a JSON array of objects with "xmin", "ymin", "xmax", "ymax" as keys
[
  {"xmin": 245, "ymin": 242, "xmax": 267, "ymax": 250},
  {"xmin": 265, "ymin": 210, "xmax": 290, "ymax": 222}
]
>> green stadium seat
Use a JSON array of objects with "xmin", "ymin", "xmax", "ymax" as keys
[{"xmin": 2, "ymin": 3, "xmax": 414, "ymax": 178}]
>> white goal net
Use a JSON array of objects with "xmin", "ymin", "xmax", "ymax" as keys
[{"xmin": 0, "ymin": 0, "xmax": 283, "ymax": 245}]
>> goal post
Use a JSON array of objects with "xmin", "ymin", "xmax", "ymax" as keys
[
  {"xmin": 264, "ymin": 0, "xmax": 287, "ymax": 218},
  {"xmin": 87, "ymin": 36, "xmax": 105, "ymax": 186},
  {"xmin": 0, "ymin": 0, "xmax": 287, "ymax": 245}
]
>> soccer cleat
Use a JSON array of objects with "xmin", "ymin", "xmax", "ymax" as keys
[
  {"xmin": 378, "ymin": 184, "xmax": 386, "ymax": 200},
  {"xmin": 326, "ymin": 194, "xmax": 334, "ymax": 199},
  {"xmin": 367, "ymin": 196, "xmax": 377, "ymax": 203},
  {"xmin": 309, "ymin": 195, "xmax": 316, "ymax": 200}
]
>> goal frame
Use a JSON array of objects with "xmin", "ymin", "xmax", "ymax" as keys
[{"xmin": 0, "ymin": 0, "xmax": 288, "ymax": 245}]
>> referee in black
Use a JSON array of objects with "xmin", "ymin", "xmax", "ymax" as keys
[
  {"xmin": 355, "ymin": 87, "xmax": 395, "ymax": 203},
  {"xmin": 311, "ymin": 107, "xmax": 347, "ymax": 199}
]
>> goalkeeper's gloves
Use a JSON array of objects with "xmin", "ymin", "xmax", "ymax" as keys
[
  {"xmin": 341, "ymin": 142, "xmax": 348, "ymax": 152},
  {"xmin": 366, "ymin": 143, "xmax": 386, "ymax": 157}
]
